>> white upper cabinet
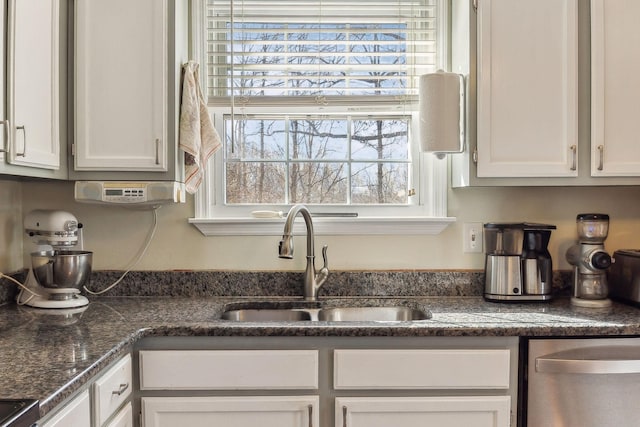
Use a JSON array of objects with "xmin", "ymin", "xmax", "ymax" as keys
[
  {"xmin": 476, "ymin": 0, "xmax": 578, "ymax": 178},
  {"xmin": 6, "ymin": 0, "xmax": 60, "ymax": 170},
  {"xmin": 0, "ymin": 1, "xmax": 6, "ymax": 163},
  {"xmin": 74, "ymin": 0, "xmax": 167, "ymax": 172},
  {"xmin": 590, "ymin": 0, "xmax": 640, "ymax": 176}
]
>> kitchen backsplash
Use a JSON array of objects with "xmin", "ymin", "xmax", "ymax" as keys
[{"xmin": 0, "ymin": 270, "xmax": 572, "ymax": 304}]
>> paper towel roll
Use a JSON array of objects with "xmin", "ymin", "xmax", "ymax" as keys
[{"xmin": 419, "ymin": 71, "xmax": 465, "ymax": 157}]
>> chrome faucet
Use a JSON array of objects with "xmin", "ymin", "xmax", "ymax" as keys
[{"xmin": 278, "ymin": 204, "xmax": 329, "ymax": 301}]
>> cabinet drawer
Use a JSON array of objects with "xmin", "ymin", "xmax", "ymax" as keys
[
  {"xmin": 334, "ymin": 349, "xmax": 510, "ymax": 389},
  {"xmin": 139, "ymin": 350, "xmax": 319, "ymax": 390},
  {"xmin": 93, "ymin": 354, "xmax": 132, "ymax": 426}
]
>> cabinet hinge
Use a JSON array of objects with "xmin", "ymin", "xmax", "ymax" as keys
[
  {"xmin": 472, "ymin": 147, "xmax": 478, "ymax": 164},
  {"xmin": 473, "ymin": 0, "xmax": 478, "ymax": 12},
  {"xmin": 71, "ymin": 143, "xmax": 76, "ymax": 156}
]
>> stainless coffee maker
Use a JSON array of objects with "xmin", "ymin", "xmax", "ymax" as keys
[
  {"xmin": 565, "ymin": 213, "xmax": 612, "ymax": 308},
  {"xmin": 484, "ymin": 223, "xmax": 556, "ymax": 302}
]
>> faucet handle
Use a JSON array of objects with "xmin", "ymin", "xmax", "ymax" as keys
[
  {"xmin": 321, "ymin": 245, "xmax": 329, "ymax": 270},
  {"xmin": 315, "ymin": 245, "xmax": 330, "ymax": 290}
]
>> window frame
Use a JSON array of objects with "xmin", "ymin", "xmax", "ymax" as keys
[{"xmin": 189, "ymin": 0, "xmax": 455, "ymax": 236}]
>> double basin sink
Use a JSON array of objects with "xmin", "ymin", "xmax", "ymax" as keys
[{"xmin": 220, "ymin": 300, "xmax": 431, "ymax": 322}]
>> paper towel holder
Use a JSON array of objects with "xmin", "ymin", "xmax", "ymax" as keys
[{"xmin": 418, "ymin": 70, "xmax": 465, "ymax": 159}]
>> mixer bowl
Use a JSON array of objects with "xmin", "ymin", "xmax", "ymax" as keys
[{"xmin": 31, "ymin": 250, "xmax": 93, "ymax": 289}]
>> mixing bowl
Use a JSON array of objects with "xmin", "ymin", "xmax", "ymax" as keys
[{"xmin": 31, "ymin": 250, "xmax": 93, "ymax": 289}]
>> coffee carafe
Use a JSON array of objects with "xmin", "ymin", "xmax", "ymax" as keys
[
  {"xmin": 484, "ymin": 223, "xmax": 556, "ymax": 302},
  {"xmin": 565, "ymin": 213, "xmax": 612, "ymax": 308}
]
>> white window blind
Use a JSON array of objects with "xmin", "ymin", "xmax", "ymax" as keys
[{"xmin": 206, "ymin": 0, "xmax": 439, "ymax": 104}]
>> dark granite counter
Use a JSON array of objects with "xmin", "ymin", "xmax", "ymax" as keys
[{"xmin": 0, "ymin": 295, "xmax": 639, "ymax": 418}]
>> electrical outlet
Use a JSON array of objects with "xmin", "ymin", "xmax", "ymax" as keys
[{"xmin": 463, "ymin": 222, "xmax": 483, "ymax": 253}]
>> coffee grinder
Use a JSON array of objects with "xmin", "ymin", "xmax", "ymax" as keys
[
  {"xmin": 17, "ymin": 210, "xmax": 92, "ymax": 309},
  {"xmin": 565, "ymin": 213, "xmax": 612, "ymax": 308}
]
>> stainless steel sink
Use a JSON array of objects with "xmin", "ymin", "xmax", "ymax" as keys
[
  {"xmin": 220, "ymin": 302, "xmax": 431, "ymax": 322},
  {"xmin": 317, "ymin": 306, "xmax": 430, "ymax": 322},
  {"xmin": 221, "ymin": 309, "xmax": 312, "ymax": 322}
]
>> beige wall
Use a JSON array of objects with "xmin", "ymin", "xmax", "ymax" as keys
[
  {"xmin": 0, "ymin": 180, "xmax": 23, "ymax": 273},
  {"xmin": 13, "ymin": 180, "xmax": 640, "ymax": 272}
]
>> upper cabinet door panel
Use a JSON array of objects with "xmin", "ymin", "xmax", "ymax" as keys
[
  {"xmin": 7, "ymin": 0, "xmax": 60, "ymax": 170},
  {"xmin": 476, "ymin": 0, "xmax": 578, "ymax": 178},
  {"xmin": 75, "ymin": 0, "xmax": 167, "ymax": 171},
  {"xmin": 591, "ymin": 0, "xmax": 640, "ymax": 177}
]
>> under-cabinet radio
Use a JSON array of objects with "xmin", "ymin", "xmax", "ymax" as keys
[{"xmin": 74, "ymin": 181, "xmax": 185, "ymax": 208}]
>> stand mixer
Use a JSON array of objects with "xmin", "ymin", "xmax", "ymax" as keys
[
  {"xmin": 17, "ymin": 210, "xmax": 92, "ymax": 309},
  {"xmin": 565, "ymin": 213, "xmax": 613, "ymax": 308}
]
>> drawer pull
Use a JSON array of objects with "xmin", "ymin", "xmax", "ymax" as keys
[
  {"xmin": 342, "ymin": 406, "xmax": 348, "ymax": 427},
  {"xmin": 0, "ymin": 120, "xmax": 7, "ymax": 153},
  {"xmin": 308, "ymin": 404, "xmax": 313, "ymax": 427},
  {"xmin": 112, "ymin": 383, "xmax": 129, "ymax": 396},
  {"xmin": 597, "ymin": 144, "xmax": 604, "ymax": 171},
  {"xmin": 16, "ymin": 126, "xmax": 26, "ymax": 157}
]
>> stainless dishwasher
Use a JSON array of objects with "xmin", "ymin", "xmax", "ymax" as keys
[{"xmin": 526, "ymin": 338, "xmax": 640, "ymax": 427}]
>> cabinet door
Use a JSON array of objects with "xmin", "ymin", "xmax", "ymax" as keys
[
  {"xmin": 6, "ymin": 0, "xmax": 60, "ymax": 170},
  {"xmin": 142, "ymin": 396, "xmax": 319, "ymax": 427},
  {"xmin": 476, "ymin": 0, "xmax": 578, "ymax": 178},
  {"xmin": 0, "ymin": 0, "xmax": 6, "ymax": 162},
  {"xmin": 139, "ymin": 350, "xmax": 318, "ymax": 390},
  {"xmin": 104, "ymin": 403, "xmax": 133, "ymax": 427},
  {"xmin": 334, "ymin": 349, "xmax": 510, "ymax": 390},
  {"xmin": 337, "ymin": 396, "xmax": 511, "ymax": 427},
  {"xmin": 41, "ymin": 390, "xmax": 91, "ymax": 427},
  {"xmin": 75, "ymin": 0, "xmax": 167, "ymax": 171},
  {"xmin": 591, "ymin": 0, "xmax": 640, "ymax": 176}
]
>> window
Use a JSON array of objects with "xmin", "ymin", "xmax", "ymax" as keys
[{"xmin": 191, "ymin": 0, "xmax": 454, "ymax": 235}]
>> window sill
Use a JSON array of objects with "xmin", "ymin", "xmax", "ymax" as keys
[{"xmin": 189, "ymin": 216, "xmax": 456, "ymax": 236}]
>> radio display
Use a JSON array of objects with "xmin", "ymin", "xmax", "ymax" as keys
[{"xmin": 105, "ymin": 189, "xmax": 123, "ymax": 196}]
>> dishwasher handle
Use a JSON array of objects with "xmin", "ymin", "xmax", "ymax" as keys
[{"xmin": 536, "ymin": 345, "xmax": 640, "ymax": 375}]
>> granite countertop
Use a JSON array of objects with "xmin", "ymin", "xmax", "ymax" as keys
[{"xmin": 1, "ymin": 295, "xmax": 640, "ymax": 418}]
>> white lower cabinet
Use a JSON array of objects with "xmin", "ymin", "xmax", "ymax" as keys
[
  {"xmin": 105, "ymin": 403, "xmax": 133, "ymax": 427},
  {"xmin": 334, "ymin": 349, "xmax": 512, "ymax": 427},
  {"xmin": 337, "ymin": 396, "xmax": 511, "ymax": 427},
  {"xmin": 40, "ymin": 354, "xmax": 132, "ymax": 427},
  {"xmin": 333, "ymin": 349, "xmax": 511, "ymax": 390},
  {"xmin": 41, "ymin": 390, "xmax": 91, "ymax": 427},
  {"xmin": 142, "ymin": 396, "xmax": 319, "ymax": 427},
  {"xmin": 139, "ymin": 350, "xmax": 318, "ymax": 390},
  {"xmin": 139, "ymin": 350, "xmax": 319, "ymax": 427},
  {"xmin": 93, "ymin": 354, "xmax": 133, "ymax": 426},
  {"xmin": 137, "ymin": 338, "xmax": 517, "ymax": 427}
]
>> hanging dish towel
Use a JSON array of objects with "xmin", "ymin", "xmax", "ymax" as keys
[{"xmin": 179, "ymin": 61, "xmax": 222, "ymax": 194}]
